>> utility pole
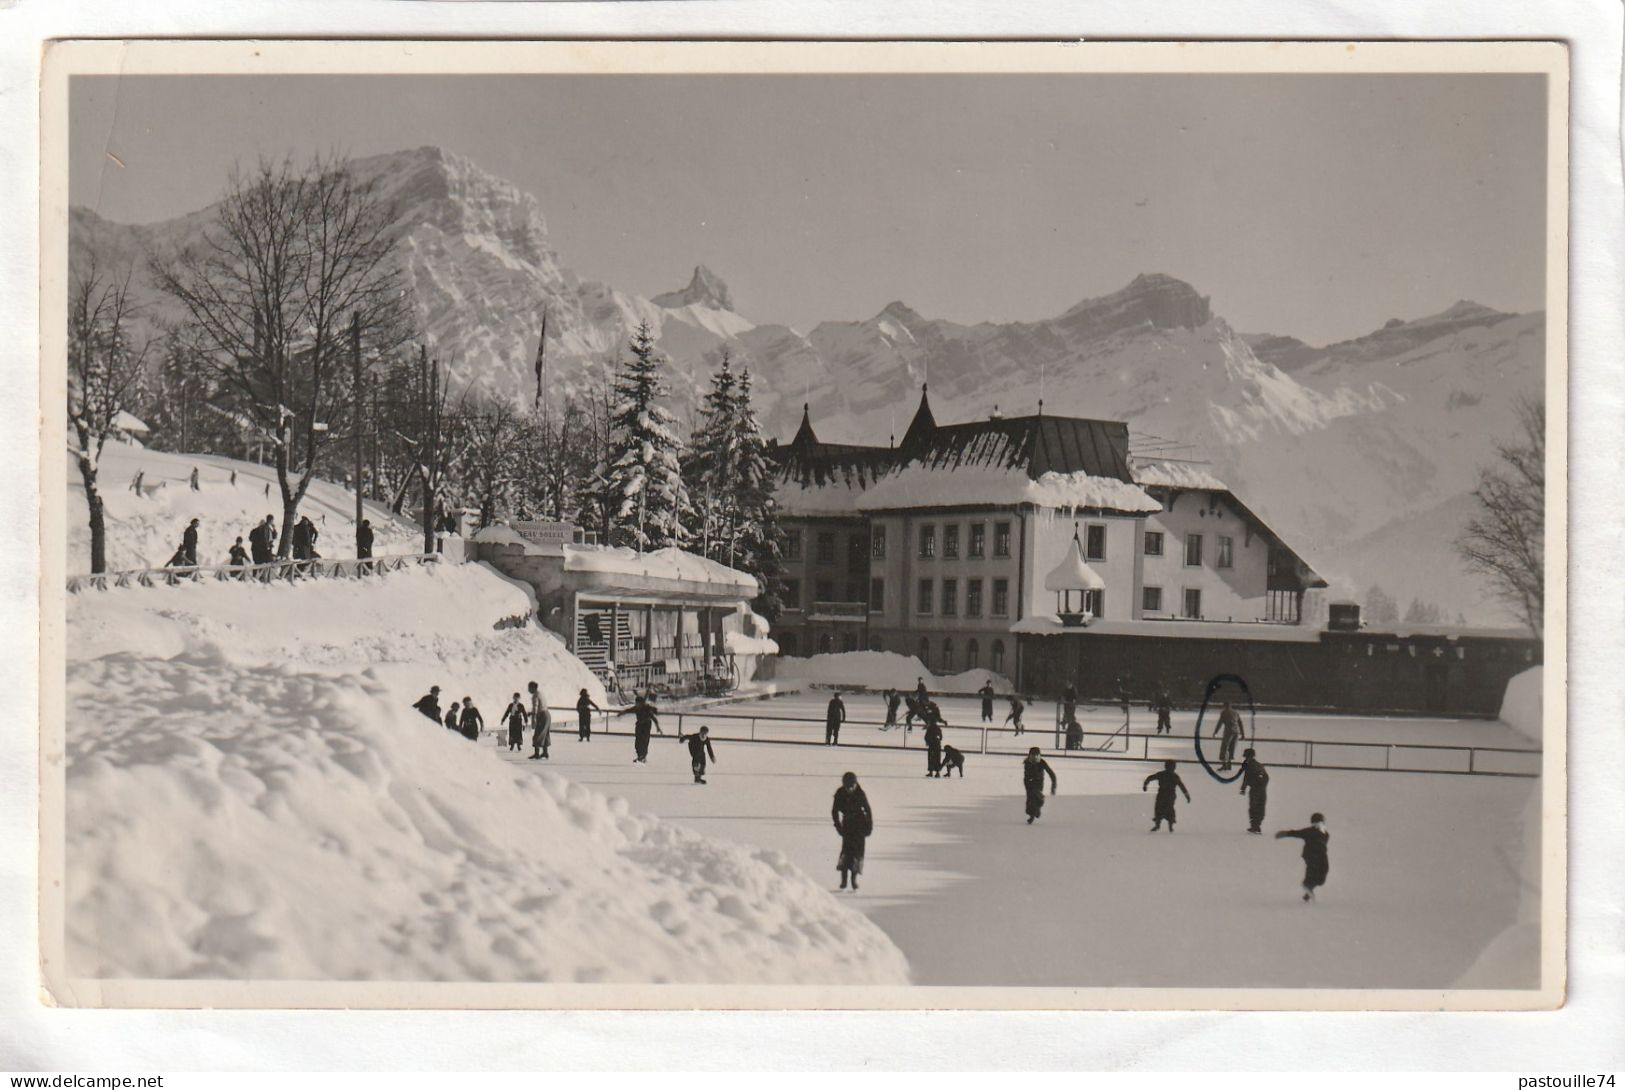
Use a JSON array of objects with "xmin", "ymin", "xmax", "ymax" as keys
[{"xmin": 351, "ymin": 312, "xmax": 364, "ymax": 552}]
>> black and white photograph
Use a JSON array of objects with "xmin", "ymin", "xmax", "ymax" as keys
[{"xmin": 38, "ymin": 39, "xmax": 1566, "ymax": 1009}]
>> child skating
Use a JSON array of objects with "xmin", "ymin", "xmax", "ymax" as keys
[
  {"xmin": 1276, "ymin": 813, "xmax": 1331, "ymax": 901},
  {"xmin": 1141, "ymin": 760, "xmax": 1191, "ymax": 832}
]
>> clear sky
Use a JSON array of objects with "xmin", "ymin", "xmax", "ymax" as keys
[{"xmin": 68, "ymin": 72, "xmax": 1548, "ymax": 346}]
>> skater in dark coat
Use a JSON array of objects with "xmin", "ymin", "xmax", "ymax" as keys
[
  {"xmin": 1005, "ymin": 695, "xmax": 1026, "ymax": 735},
  {"xmin": 248, "ymin": 516, "xmax": 275, "ymax": 565},
  {"xmin": 1061, "ymin": 681, "xmax": 1079, "ymax": 726},
  {"xmin": 1213, "ymin": 701, "xmax": 1246, "ymax": 771},
  {"xmin": 356, "ymin": 518, "xmax": 374, "ymax": 560},
  {"xmin": 181, "ymin": 518, "xmax": 200, "ymax": 565},
  {"xmin": 824, "ymin": 691, "xmax": 847, "ymax": 745},
  {"xmin": 618, "ymin": 692, "xmax": 663, "ymax": 762},
  {"xmin": 412, "ymin": 685, "xmax": 442, "ymax": 723},
  {"xmin": 914, "ymin": 677, "xmax": 929, "ymax": 704},
  {"xmin": 940, "ymin": 744, "xmax": 966, "ymax": 778},
  {"xmin": 882, "ymin": 689, "xmax": 902, "ymax": 731},
  {"xmin": 1142, "ymin": 760, "xmax": 1192, "ymax": 832},
  {"xmin": 444, "ymin": 700, "xmax": 462, "ymax": 732},
  {"xmin": 680, "ymin": 725, "xmax": 717, "ymax": 784},
  {"xmin": 527, "ymin": 681, "xmax": 551, "ymax": 759},
  {"xmin": 1022, "ymin": 747, "xmax": 1058, "ymax": 824},
  {"xmin": 902, "ymin": 693, "xmax": 923, "ymax": 730},
  {"xmin": 1064, "ymin": 715, "xmax": 1084, "ymax": 751},
  {"xmin": 459, "ymin": 697, "xmax": 483, "ymax": 741},
  {"xmin": 923, "ymin": 720, "xmax": 944, "ymax": 777},
  {"xmin": 501, "ymin": 693, "xmax": 529, "ymax": 752},
  {"xmin": 978, "ymin": 681, "xmax": 996, "ymax": 722},
  {"xmin": 576, "ymin": 689, "xmax": 600, "ymax": 740},
  {"xmin": 1152, "ymin": 689, "xmax": 1174, "ymax": 735},
  {"xmin": 1276, "ymin": 813, "xmax": 1331, "ymax": 901},
  {"xmin": 831, "ymin": 772, "xmax": 873, "ymax": 891},
  {"xmin": 1239, "ymin": 748, "xmax": 1270, "ymax": 833}
]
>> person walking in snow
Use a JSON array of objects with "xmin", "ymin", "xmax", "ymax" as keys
[
  {"xmin": 459, "ymin": 697, "xmax": 483, "ymax": 742},
  {"xmin": 129, "ymin": 469, "xmax": 144, "ymax": 495},
  {"xmin": 1152, "ymin": 688, "xmax": 1174, "ymax": 735},
  {"xmin": 824, "ymin": 691, "xmax": 847, "ymax": 745},
  {"xmin": 1213, "ymin": 701, "xmax": 1246, "ymax": 771},
  {"xmin": 1142, "ymin": 760, "xmax": 1192, "ymax": 833},
  {"xmin": 679, "ymin": 724, "xmax": 717, "ymax": 784},
  {"xmin": 576, "ymin": 688, "xmax": 600, "ymax": 741},
  {"xmin": 619, "ymin": 692, "xmax": 663, "ymax": 763},
  {"xmin": 881, "ymin": 688, "xmax": 902, "ymax": 731},
  {"xmin": 978, "ymin": 681, "xmax": 996, "ymax": 722},
  {"xmin": 527, "ymin": 680, "xmax": 551, "ymax": 760},
  {"xmin": 1276, "ymin": 813, "xmax": 1331, "ymax": 901},
  {"xmin": 357, "ymin": 518, "xmax": 374, "ymax": 562},
  {"xmin": 1005, "ymin": 694, "xmax": 1026, "ymax": 736},
  {"xmin": 413, "ymin": 685, "xmax": 442, "ymax": 723},
  {"xmin": 182, "ymin": 518, "xmax": 200, "ymax": 565},
  {"xmin": 230, "ymin": 469, "xmax": 237, "ymax": 487},
  {"xmin": 940, "ymin": 743, "xmax": 966, "ymax": 778},
  {"xmin": 923, "ymin": 719, "xmax": 944, "ymax": 777},
  {"xmin": 227, "ymin": 537, "xmax": 249, "ymax": 577},
  {"xmin": 1023, "ymin": 747, "xmax": 1058, "ymax": 824},
  {"xmin": 1239, "ymin": 748, "xmax": 1271, "ymax": 834},
  {"xmin": 444, "ymin": 699, "xmax": 462, "ymax": 732},
  {"xmin": 249, "ymin": 515, "xmax": 275, "ymax": 565},
  {"xmin": 502, "ymin": 693, "xmax": 529, "ymax": 753},
  {"xmin": 189, "ymin": 466, "xmax": 200, "ymax": 492},
  {"xmin": 831, "ymin": 772, "xmax": 873, "ymax": 891},
  {"xmin": 291, "ymin": 516, "xmax": 312, "ymax": 562}
]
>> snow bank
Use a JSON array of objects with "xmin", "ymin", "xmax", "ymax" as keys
[
  {"xmin": 774, "ymin": 651, "xmax": 1014, "ymax": 694},
  {"xmin": 67, "ymin": 444, "xmax": 422, "ymax": 574},
  {"xmin": 1497, "ymin": 666, "xmax": 1543, "ymax": 744},
  {"xmin": 65, "ymin": 560, "xmax": 906, "ymax": 984},
  {"xmin": 1131, "ymin": 459, "xmax": 1229, "ymax": 492},
  {"xmin": 563, "ymin": 544, "xmax": 758, "ymax": 594},
  {"xmin": 854, "ymin": 463, "xmax": 1159, "ymax": 514}
]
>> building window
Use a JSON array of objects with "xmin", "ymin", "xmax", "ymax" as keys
[
  {"xmin": 780, "ymin": 632, "xmax": 799, "ymax": 656},
  {"xmin": 815, "ymin": 578, "xmax": 833, "ymax": 602},
  {"xmin": 967, "ymin": 639, "xmax": 980, "ymax": 670},
  {"xmin": 1142, "ymin": 585, "xmax": 1163, "ymax": 613},
  {"xmin": 994, "ymin": 521, "xmax": 1012, "ymax": 557},
  {"xmin": 869, "ymin": 577, "xmax": 884, "ymax": 613},
  {"xmin": 941, "ymin": 638, "xmax": 955, "ymax": 673},
  {"xmin": 944, "ymin": 524, "xmax": 960, "ymax": 559},
  {"xmin": 942, "ymin": 578, "xmax": 959, "ymax": 617},
  {"xmin": 871, "ymin": 525, "xmax": 887, "ymax": 559},
  {"xmin": 1085, "ymin": 589, "xmax": 1104, "ymax": 617},
  {"xmin": 1144, "ymin": 531, "xmax": 1164, "ymax": 557},
  {"xmin": 969, "ymin": 523, "xmax": 986, "ymax": 558},
  {"xmin": 819, "ymin": 633, "xmax": 834, "ymax": 654},
  {"xmin": 966, "ymin": 578, "xmax": 984, "ymax": 618},
  {"xmin": 1217, "ymin": 535, "xmax": 1234, "ymax": 569},
  {"xmin": 846, "ymin": 581, "xmax": 862, "ymax": 603},
  {"xmin": 783, "ymin": 532, "xmax": 802, "ymax": 562},
  {"xmin": 918, "ymin": 524, "xmax": 936, "ymax": 559},
  {"xmin": 847, "ymin": 535, "xmax": 867, "ymax": 571},
  {"xmin": 783, "ymin": 578, "xmax": 802, "ymax": 610},
  {"xmin": 992, "ymin": 577, "xmax": 1010, "ymax": 617},
  {"xmin": 1086, "ymin": 523, "xmax": 1107, "ymax": 561},
  {"xmin": 917, "ymin": 578, "xmax": 934, "ymax": 615},
  {"xmin": 991, "ymin": 639, "xmax": 1005, "ymax": 673},
  {"xmin": 1184, "ymin": 588, "xmax": 1203, "ymax": 618},
  {"xmin": 816, "ymin": 532, "xmax": 835, "ymax": 563},
  {"xmin": 1184, "ymin": 533, "xmax": 1204, "ymax": 567}
]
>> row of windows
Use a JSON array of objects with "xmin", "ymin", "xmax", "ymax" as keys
[
  {"xmin": 781, "ymin": 577, "xmax": 884, "ymax": 611},
  {"xmin": 1140, "ymin": 585, "xmax": 1203, "ymax": 618},
  {"xmin": 916, "ymin": 576, "xmax": 1010, "ymax": 618},
  {"xmin": 781, "ymin": 530, "xmax": 871, "ymax": 569},
  {"xmin": 1145, "ymin": 530, "xmax": 1234, "ymax": 568},
  {"xmin": 915, "ymin": 521, "xmax": 1012, "ymax": 560}
]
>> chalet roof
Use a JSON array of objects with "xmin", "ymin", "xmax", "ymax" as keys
[{"xmin": 903, "ymin": 412, "xmax": 1135, "ymax": 482}]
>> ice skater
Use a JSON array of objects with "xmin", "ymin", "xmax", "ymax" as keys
[
  {"xmin": 679, "ymin": 724, "xmax": 717, "ymax": 784},
  {"xmin": 527, "ymin": 680, "xmax": 551, "ymax": 759},
  {"xmin": 1239, "ymin": 747, "xmax": 1270, "ymax": 833},
  {"xmin": 978, "ymin": 681, "xmax": 996, "ymax": 722},
  {"xmin": 1061, "ymin": 681, "xmax": 1078, "ymax": 726},
  {"xmin": 940, "ymin": 744, "xmax": 966, "ymax": 778},
  {"xmin": 902, "ymin": 693, "xmax": 924, "ymax": 731},
  {"xmin": 831, "ymin": 772, "xmax": 873, "ymax": 891},
  {"xmin": 1142, "ymin": 760, "xmax": 1192, "ymax": 832},
  {"xmin": 1005, "ymin": 694, "xmax": 1026, "ymax": 736},
  {"xmin": 412, "ymin": 685, "xmax": 442, "ymax": 723},
  {"xmin": 824, "ymin": 690, "xmax": 847, "ymax": 745},
  {"xmin": 923, "ymin": 718, "xmax": 944, "ymax": 777},
  {"xmin": 459, "ymin": 696, "xmax": 483, "ymax": 742},
  {"xmin": 1213, "ymin": 700, "xmax": 1246, "ymax": 770},
  {"xmin": 1276, "ymin": 813, "xmax": 1330, "ymax": 901},
  {"xmin": 1151, "ymin": 688, "xmax": 1174, "ymax": 735},
  {"xmin": 1023, "ymin": 747, "xmax": 1058, "ymax": 824},
  {"xmin": 1064, "ymin": 714, "xmax": 1084, "ymax": 751},
  {"xmin": 619, "ymin": 692, "xmax": 663, "ymax": 763},
  {"xmin": 576, "ymin": 688, "xmax": 600, "ymax": 740},
  {"xmin": 502, "ymin": 692, "xmax": 529, "ymax": 752},
  {"xmin": 881, "ymin": 688, "xmax": 902, "ymax": 731}
]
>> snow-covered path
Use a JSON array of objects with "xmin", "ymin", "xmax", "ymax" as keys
[{"xmin": 509, "ymin": 723, "xmax": 1540, "ymax": 989}]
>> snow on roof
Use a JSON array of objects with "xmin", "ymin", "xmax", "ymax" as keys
[
  {"xmin": 775, "ymin": 476, "xmax": 871, "ymax": 518},
  {"xmin": 470, "ymin": 523, "xmax": 532, "ymax": 548},
  {"xmin": 563, "ymin": 544, "xmax": 759, "ymax": 595},
  {"xmin": 1043, "ymin": 536, "xmax": 1106, "ymax": 592},
  {"xmin": 854, "ymin": 463, "xmax": 1159, "ymax": 514},
  {"xmin": 1011, "ymin": 615, "xmax": 1323, "ymax": 643},
  {"xmin": 113, "ymin": 410, "xmax": 149, "ymax": 434},
  {"xmin": 1131, "ymin": 459, "xmax": 1229, "ymax": 491}
]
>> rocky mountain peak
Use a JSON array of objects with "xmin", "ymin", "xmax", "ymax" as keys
[
  {"xmin": 1057, "ymin": 273, "xmax": 1213, "ymax": 338},
  {"xmin": 652, "ymin": 264, "xmax": 735, "ymax": 312}
]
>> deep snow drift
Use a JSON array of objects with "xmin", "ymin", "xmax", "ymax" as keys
[
  {"xmin": 67, "ymin": 442, "xmax": 423, "ymax": 573},
  {"xmin": 773, "ymin": 650, "xmax": 1014, "ymax": 695},
  {"xmin": 64, "ymin": 561, "xmax": 908, "ymax": 985}
]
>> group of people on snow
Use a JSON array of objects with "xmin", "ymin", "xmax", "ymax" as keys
[
  {"xmin": 163, "ymin": 512, "xmax": 335, "ymax": 573},
  {"xmin": 414, "ymin": 682, "xmax": 603, "ymax": 758}
]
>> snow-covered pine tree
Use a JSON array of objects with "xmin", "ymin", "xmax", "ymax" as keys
[
  {"xmin": 731, "ymin": 366, "xmax": 785, "ymax": 620},
  {"xmin": 604, "ymin": 322, "xmax": 691, "ymax": 551},
  {"xmin": 684, "ymin": 350, "xmax": 741, "ymax": 560}
]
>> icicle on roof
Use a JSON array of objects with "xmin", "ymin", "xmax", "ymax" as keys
[{"xmin": 1043, "ymin": 530, "xmax": 1105, "ymax": 592}]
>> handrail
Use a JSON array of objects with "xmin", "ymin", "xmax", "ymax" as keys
[{"xmin": 67, "ymin": 552, "xmax": 440, "ymax": 592}]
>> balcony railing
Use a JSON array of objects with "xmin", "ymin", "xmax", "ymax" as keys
[{"xmin": 808, "ymin": 600, "xmax": 868, "ymax": 620}]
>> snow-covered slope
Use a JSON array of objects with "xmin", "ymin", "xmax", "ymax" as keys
[{"xmin": 64, "ymin": 561, "xmax": 909, "ymax": 984}]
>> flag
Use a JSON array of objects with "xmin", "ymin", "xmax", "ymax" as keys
[{"xmin": 534, "ymin": 307, "xmax": 548, "ymax": 407}]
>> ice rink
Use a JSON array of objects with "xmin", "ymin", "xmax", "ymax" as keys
[{"xmin": 507, "ymin": 691, "xmax": 1543, "ymax": 989}]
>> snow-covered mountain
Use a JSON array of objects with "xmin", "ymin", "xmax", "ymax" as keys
[{"xmin": 70, "ymin": 145, "xmax": 1545, "ymax": 624}]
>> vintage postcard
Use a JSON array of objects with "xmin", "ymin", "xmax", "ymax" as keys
[{"xmin": 38, "ymin": 38, "xmax": 1567, "ymax": 1010}]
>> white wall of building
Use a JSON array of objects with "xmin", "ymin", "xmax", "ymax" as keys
[{"xmin": 1139, "ymin": 490, "xmax": 1273, "ymax": 622}]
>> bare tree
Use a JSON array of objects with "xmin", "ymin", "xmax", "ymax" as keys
[
  {"xmin": 68, "ymin": 258, "xmax": 151, "ymax": 573},
  {"xmin": 1458, "ymin": 398, "xmax": 1545, "ymax": 636},
  {"xmin": 150, "ymin": 153, "xmax": 410, "ymax": 557},
  {"xmin": 457, "ymin": 397, "xmax": 522, "ymax": 528}
]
